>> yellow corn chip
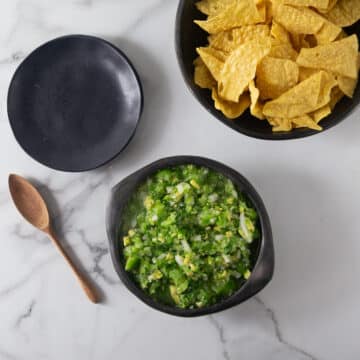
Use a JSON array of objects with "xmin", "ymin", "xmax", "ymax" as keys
[
  {"xmin": 337, "ymin": 75, "xmax": 358, "ymax": 97},
  {"xmin": 208, "ymin": 25, "xmax": 270, "ymax": 53},
  {"xmin": 289, "ymin": 33, "xmax": 311, "ymax": 50},
  {"xmin": 269, "ymin": 117, "xmax": 293, "ymax": 132},
  {"xmin": 194, "ymin": 57, "xmax": 217, "ymax": 89},
  {"xmin": 194, "ymin": 0, "xmax": 263, "ymax": 34},
  {"xmin": 336, "ymin": 30, "xmax": 347, "ymax": 40},
  {"xmin": 271, "ymin": 21, "xmax": 291, "ymax": 43},
  {"xmin": 291, "ymin": 115, "xmax": 323, "ymax": 130},
  {"xmin": 257, "ymin": 2, "xmax": 267, "ymax": 23},
  {"xmin": 199, "ymin": 46, "xmax": 228, "ymax": 61},
  {"xmin": 196, "ymin": 47, "xmax": 224, "ymax": 81},
  {"xmin": 264, "ymin": 0, "xmax": 274, "ymax": 23},
  {"xmin": 297, "ymin": 35, "xmax": 359, "ymax": 79},
  {"xmin": 195, "ymin": 0, "xmax": 235, "ymax": 16},
  {"xmin": 324, "ymin": 0, "xmax": 360, "ymax": 27},
  {"xmin": 283, "ymin": 0, "xmax": 329, "ymax": 9},
  {"xmin": 289, "ymin": 33, "xmax": 301, "ymax": 51},
  {"xmin": 196, "ymin": 0, "xmax": 264, "ymax": 16},
  {"xmin": 263, "ymin": 71, "xmax": 337, "ymax": 118},
  {"xmin": 268, "ymin": 41, "xmax": 298, "ymax": 60},
  {"xmin": 212, "ymin": 88, "xmax": 251, "ymax": 119},
  {"xmin": 318, "ymin": 0, "xmax": 338, "ymax": 13},
  {"xmin": 256, "ymin": 56, "xmax": 299, "ymax": 99},
  {"xmin": 311, "ymin": 105, "xmax": 332, "ymax": 123},
  {"xmin": 273, "ymin": 5, "xmax": 325, "ymax": 34},
  {"xmin": 315, "ymin": 19, "xmax": 342, "ymax": 44},
  {"xmin": 329, "ymin": 86, "xmax": 345, "ymax": 109},
  {"xmin": 299, "ymin": 67, "xmax": 320, "ymax": 82},
  {"xmin": 249, "ymin": 80, "xmax": 265, "ymax": 119},
  {"xmin": 218, "ymin": 38, "xmax": 271, "ymax": 102}
]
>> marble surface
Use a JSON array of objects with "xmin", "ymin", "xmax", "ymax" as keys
[{"xmin": 1, "ymin": 1, "xmax": 360, "ymax": 359}]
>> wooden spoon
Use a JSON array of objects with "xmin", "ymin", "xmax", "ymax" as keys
[{"xmin": 8, "ymin": 174, "xmax": 99, "ymax": 303}]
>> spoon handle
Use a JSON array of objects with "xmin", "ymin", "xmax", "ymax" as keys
[{"xmin": 46, "ymin": 228, "xmax": 99, "ymax": 303}]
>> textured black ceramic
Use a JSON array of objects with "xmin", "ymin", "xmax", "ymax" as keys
[
  {"xmin": 175, "ymin": 0, "xmax": 360, "ymax": 140},
  {"xmin": 106, "ymin": 156, "xmax": 274, "ymax": 317},
  {"xmin": 8, "ymin": 35, "xmax": 143, "ymax": 171}
]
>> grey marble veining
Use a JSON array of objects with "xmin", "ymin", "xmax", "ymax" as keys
[{"xmin": 1, "ymin": 1, "xmax": 360, "ymax": 359}]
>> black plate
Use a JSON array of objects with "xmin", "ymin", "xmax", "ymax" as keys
[
  {"xmin": 106, "ymin": 156, "xmax": 274, "ymax": 317},
  {"xmin": 175, "ymin": 0, "xmax": 360, "ymax": 140},
  {"xmin": 8, "ymin": 35, "xmax": 143, "ymax": 171}
]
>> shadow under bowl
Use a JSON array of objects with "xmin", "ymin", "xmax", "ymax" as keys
[
  {"xmin": 106, "ymin": 156, "xmax": 274, "ymax": 317},
  {"xmin": 175, "ymin": 0, "xmax": 360, "ymax": 140}
]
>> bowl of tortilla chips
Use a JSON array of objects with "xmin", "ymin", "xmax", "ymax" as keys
[{"xmin": 175, "ymin": 0, "xmax": 360, "ymax": 140}]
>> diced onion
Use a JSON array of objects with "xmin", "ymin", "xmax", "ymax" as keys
[
  {"xmin": 175, "ymin": 255, "xmax": 184, "ymax": 266},
  {"xmin": 181, "ymin": 240, "xmax": 191, "ymax": 252}
]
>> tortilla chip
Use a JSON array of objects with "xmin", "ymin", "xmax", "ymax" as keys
[
  {"xmin": 311, "ymin": 105, "xmax": 332, "ymax": 123},
  {"xmin": 199, "ymin": 46, "xmax": 228, "ymax": 61},
  {"xmin": 264, "ymin": 0, "xmax": 274, "ymax": 23},
  {"xmin": 218, "ymin": 38, "xmax": 271, "ymax": 102},
  {"xmin": 195, "ymin": 0, "xmax": 235, "ymax": 16},
  {"xmin": 194, "ymin": 0, "xmax": 263, "ymax": 34},
  {"xmin": 329, "ymin": 86, "xmax": 345, "ymax": 109},
  {"xmin": 271, "ymin": 21, "xmax": 291, "ymax": 44},
  {"xmin": 196, "ymin": 47, "xmax": 224, "ymax": 81},
  {"xmin": 291, "ymin": 115, "xmax": 323, "ymax": 130},
  {"xmin": 337, "ymin": 75, "xmax": 358, "ymax": 97},
  {"xmin": 257, "ymin": 2, "xmax": 267, "ymax": 23},
  {"xmin": 269, "ymin": 40, "xmax": 298, "ymax": 60},
  {"xmin": 315, "ymin": 19, "xmax": 342, "ymax": 44},
  {"xmin": 283, "ymin": 0, "xmax": 329, "ymax": 9},
  {"xmin": 336, "ymin": 30, "xmax": 348, "ymax": 40},
  {"xmin": 296, "ymin": 35, "xmax": 359, "ymax": 79},
  {"xmin": 324, "ymin": 0, "xmax": 360, "ymax": 27},
  {"xmin": 273, "ymin": 5, "xmax": 325, "ymax": 35},
  {"xmin": 208, "ymin": 25, "xmax": 270, "ymax": 53},
  {"xmin": 249, "ymin": 80, "xmax": 265, "ymax": 119},
  {"xmin": 263, "ymin": 71, "xmax": 337, "ymax": 118},
  {"xmin": 256, "ymin": 56, "xmax": 299, "ymax": 99},
  {"xmin": 212, "ymin": 88, "xmax": 251, "ymax": 119},
  {"xmin": 318, "ymin": 0, "xmax": 338, "ymax": 13},
  {"xmin": 290, "ymin": 33, "xmax": 310, "ymax": 51},
  {"xmin": 269, "ymin": 117, "xmax": 293, "ymax": 132},
  {"xmin": 299, "ymin": 67, "xmax": 320, "ymax": 82},
  {"xmin": 194, "ymin": 57, "xmax": 217, "ymax": 89}
]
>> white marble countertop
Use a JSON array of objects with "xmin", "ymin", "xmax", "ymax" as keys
[{"xmin": 1, "ymin": 1, "xmax": 360, "ymax": 359}]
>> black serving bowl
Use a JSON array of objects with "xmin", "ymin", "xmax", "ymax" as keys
[
  {"xmin": 106, "ymin": 156, "xmax": 274, "ymax": 317},
  {"xmin": 175, "ymin": 0, "xmax": 360, "ymax": 140}
]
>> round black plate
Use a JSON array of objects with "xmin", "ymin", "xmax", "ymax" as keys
[{"xmin": 8, "ymin": 35, "xmax": 143, "ymax": 171}]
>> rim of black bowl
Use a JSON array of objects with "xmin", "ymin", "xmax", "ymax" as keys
[
  {"xmin": 7, "ymin": 34, "xmax": 144, "ymax": 172},
  {"xmin": 175, "ymin": 0, "xmax": 360, "ymax": 141},
  {"xmin": 106, "ymin": 156, "xmax": 274, "ymax": 317}
]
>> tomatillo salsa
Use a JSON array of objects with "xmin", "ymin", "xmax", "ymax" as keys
[{"xmin": 121, "ymin": 165, "xmax": 260, "ymax": 309}]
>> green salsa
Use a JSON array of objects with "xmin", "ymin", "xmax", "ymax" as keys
[{"xmin": 121, "ymin": 165, "xmax": 260, "ymax": 309}]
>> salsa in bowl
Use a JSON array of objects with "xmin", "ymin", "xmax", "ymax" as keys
[{"xmin": 106, "ymin": 156, "xmax": 274, "ymax": 316}]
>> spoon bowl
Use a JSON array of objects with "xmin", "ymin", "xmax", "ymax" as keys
[{"xmin": 9, "ymin": 174, "xmax": 50, "ymax": 231}]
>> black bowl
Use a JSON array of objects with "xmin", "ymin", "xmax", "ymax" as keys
[
  {"xmin": 106, "ymin": 156, "xmax": 274, "ymax": 317},
  {"xmin": 175, "ymin": 0, "xmax": 360, "ymax": 140},
  {"xmin": 8, "ymin": 35, "xmax": 143, "ymax": 172}
]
